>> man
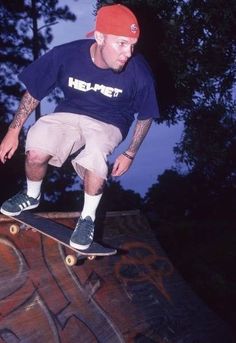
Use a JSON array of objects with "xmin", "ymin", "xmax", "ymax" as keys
[{"xmin": 0, "ymin": 4, "xmax": 159, "ymax": 250}]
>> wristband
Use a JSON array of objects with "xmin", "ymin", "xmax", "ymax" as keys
[{"xmin": 122, "ymin": 152, "xmax": 134, "ymax": 160}]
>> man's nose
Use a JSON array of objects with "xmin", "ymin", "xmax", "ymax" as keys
[{"xmin": 125, "ymin": 45, "xmax": 133, "ymax": 58}]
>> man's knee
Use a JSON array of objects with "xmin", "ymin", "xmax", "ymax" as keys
[{"xmin": 26, "ymin": 150, "xmax": 51, "ymax": 165}]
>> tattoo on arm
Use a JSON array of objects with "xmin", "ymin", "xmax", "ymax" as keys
[
  {"xmin": 127, "ymin": 118, "xmax": 153, "ymax": 155},
  {"xmin": 10, "ymin": 91, "xmax": 39, "ymax": 129}
]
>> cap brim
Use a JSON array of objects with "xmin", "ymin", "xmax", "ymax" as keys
[{"xmin": 86, "ymin": 30, "xmax": 95, "ymax": 38}]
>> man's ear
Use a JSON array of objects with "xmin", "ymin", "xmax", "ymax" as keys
[{"xmin": 94, "ymin": 31, "xmax": 105, "ymax": 45}]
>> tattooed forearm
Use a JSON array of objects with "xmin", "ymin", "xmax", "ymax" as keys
[
  {"xmin": 10, "ymin": 91, "xmax": 39, "ymax": 129},
  {"xmin": 127, "ymin": 118, "xmax": 153, "ymax": 155}
]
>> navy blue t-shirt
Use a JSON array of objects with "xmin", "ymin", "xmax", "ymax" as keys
[{"xmin": 19, "ymin": 39, "xmax": 159, "ymax": 139}]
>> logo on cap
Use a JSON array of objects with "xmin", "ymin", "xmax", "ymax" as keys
[{"xmin": 130, "ymin": 23, "xmax": 138, "ymax": 34}]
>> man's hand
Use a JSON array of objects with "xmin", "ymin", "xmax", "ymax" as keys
[
  {"xmin": 0, "ymin": 91, "xmax": 39, "ymax": 164},
  {"xmin": 0, "ymin": 129, "xmax": 19, "ymax": 163},
  {"xmin": 111, "ymin": 118, "xmax": 153, "ymax": 177},
  {"xmin": 111, "ymin": 153, "xmax": 134, "ymax": 177}
]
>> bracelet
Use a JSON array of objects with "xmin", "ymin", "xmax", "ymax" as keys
[{"xmin": 122, "ymin": 152, "xmax": 134, "ymax": 160}]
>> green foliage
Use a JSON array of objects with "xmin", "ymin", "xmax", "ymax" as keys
[
  {"xmin": 96, "ymin": 0, "xmax": 236, "ymax": 120},
  {"xmin": 0, "ymin": 0, "xmax": 76, "ymax": 118},
  {"xmin": 144, "ymin": 169, "xmax": 189, "ymax": 219},
  {"xmin": 175, "ymin": 103, "xmax": 236, "ymax": 181}
]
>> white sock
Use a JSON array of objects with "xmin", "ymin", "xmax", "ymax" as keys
[
  {"xmin": 81, "ymin": 192, "xmax": 103, "ymax": 222},
  {"xmin": 26, "ymin": 179, "xmax": 42, "ymax": 199}
]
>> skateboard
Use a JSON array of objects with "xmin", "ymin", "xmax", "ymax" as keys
[{"xmin": 5, "ymin": 211, "xmax": 117, "ymax": 266}]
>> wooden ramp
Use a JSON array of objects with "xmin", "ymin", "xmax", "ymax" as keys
[{"xmin": 0, "ymin": 210, "xmax": 234, "ymax": 342}]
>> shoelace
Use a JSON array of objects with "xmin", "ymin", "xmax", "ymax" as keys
[
  {"xmin": 9, "ymin": 192, "xmax": 30, "ymax": 205},
  {"xmin": 76, "ymin": 218, "xmax": 94, "ymax": 239}
]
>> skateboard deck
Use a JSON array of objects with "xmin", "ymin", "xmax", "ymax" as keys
[{"xmin": 5, "ymin": 211, "xmax": 117, "ymax": 266}]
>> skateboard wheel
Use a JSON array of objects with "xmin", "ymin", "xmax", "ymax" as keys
[
  {"xmin": 65, "ymin": 255, "xmax": 77, "ymax": 266},
  {"xmin": 88, "ymin": 255, "xmax": 96, "ymax": 261},
  {"xmin": 9, "ymin": 224, "xmax": 20, "ymax": 235}
]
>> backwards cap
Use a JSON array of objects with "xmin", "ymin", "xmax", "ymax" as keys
[{"xmin": 87, "ymin": 4, "xmax": 140, "ymax": 39}]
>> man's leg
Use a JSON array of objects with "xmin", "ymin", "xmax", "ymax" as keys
[
  {"xmin": 0, "ymin": 150, "xmax": 51, "ymax": 216},
  {"xmin": 69, "ymin": 116, "xmax": 122, "ymax": 250},
  {"xmin": 26, "ymin": 150, "xmax": 50, "ymax": 181},
  {"xmin": 70, "ymin": 169, "xmax": 105, "ymax": 250},
  {"xmin": 1, "ymin": 112, "xmax": 86, "ymax": 216},
  {"xmin": 25, "ymin": 150, "xmax": 51, "ymax": 198},
  {"xmin": 81, "ymin": 169, "xmax": 105, "ymax": 220}
]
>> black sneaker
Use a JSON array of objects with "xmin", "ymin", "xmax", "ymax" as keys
[
  {"xmin": 0, "ymin": 192, "xmax": 40, "ymax": 216},
  {"xmin": 70, "ymin": 216, "xmax": 95, "ymax": 250}
]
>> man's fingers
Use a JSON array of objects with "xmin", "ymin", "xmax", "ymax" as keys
[
  {"xmin": 7, "ymin": 148, "xmax": 14, "ymax": 160},
  {"xmin": 0, "ymin": 154, "xmax": 7, "ymax": 164},
  {"xmin": 112, "ymin": 164, "xmax": 126, "ymax": 177},
  {"xmin": 112, "ymin": 154, "xmax": 133, "ymax": 177},
  {"xmin": 111, "ymin": 164, "xmax": 119, "ymax": 176},
  {"xmin": 0, "ymin": 147, "xmax": 14, "ymax": 163}
]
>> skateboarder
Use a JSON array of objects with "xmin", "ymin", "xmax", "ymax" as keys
[{"xmin": 0, "ymin": 4, "xmax": 159, "ymax": 250}]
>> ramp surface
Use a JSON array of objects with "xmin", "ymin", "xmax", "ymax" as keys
[{"xmin": 0, "ymin": 211, "xmax": 234, "ymax": 342}]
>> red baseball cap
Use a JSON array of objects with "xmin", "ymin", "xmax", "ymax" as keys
[{"xmin": 87, "ymin": 4, "xmax": 140, "ymax": 39}]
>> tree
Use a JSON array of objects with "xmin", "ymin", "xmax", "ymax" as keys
[
  {"xmin": 0, "ymin": 0, "xmax": 76, "ymax": 122},
  {"xmin": 95, "ymin": 0, "xmax": 236, "ymax": 212},
  {"xmin": 144, "ymin": 169, "xmax": 191, "ymax": 220},
  {"xmin": 174, "ymin": 103, "xmax": 236, "ymax": 182},
  {"xmin": 95, "ymin": 1, "xmax": 235, "ymax": 118}
]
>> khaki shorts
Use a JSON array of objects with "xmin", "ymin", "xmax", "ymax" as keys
[{"xmin": 26, "ymin": 112, "xmax": 122, "ymax": 180}]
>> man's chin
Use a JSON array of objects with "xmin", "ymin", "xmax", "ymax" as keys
[{"xmin": 112, "ymin": 64, "xmax": 125, "ymax": 73}]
